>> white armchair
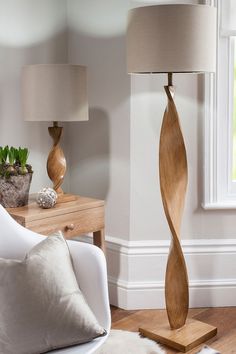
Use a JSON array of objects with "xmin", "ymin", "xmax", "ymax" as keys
[{"xmin": 0, "ymin": 205, "xmax": 111, "ymax": 354}]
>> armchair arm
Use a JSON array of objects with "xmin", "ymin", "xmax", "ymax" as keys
[
  {"xmin": 67, "ymin": 240, "xmax": 111, "ymax": 331},
  {"xmin": 0, "ymin": 206, "xmax": 111, "ymax": 353}
]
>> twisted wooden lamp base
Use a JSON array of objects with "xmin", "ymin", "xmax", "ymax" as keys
[
  {"xmin": 47, "ymin": 122, "xmax": 75, "ymax": 203},
  {"xmin": 160, "ymin": 74, "xmax": 189, "ymax": 330},
  {"xmin": 139, "ymin": 74, "xmax": 216, "ymax": 352}
]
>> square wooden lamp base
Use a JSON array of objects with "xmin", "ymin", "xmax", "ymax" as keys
[
  {"xmin": 57, "ymin": 193, "xmax": 77, "ymax": 203},
  {"xmin": 139, "ymin": 318, "xmax": 217, "ymax": 352}
]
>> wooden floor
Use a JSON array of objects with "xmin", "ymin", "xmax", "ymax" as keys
[{"xmin": 111, "ymin": 307, "xmax": 236, "ymax": 353}]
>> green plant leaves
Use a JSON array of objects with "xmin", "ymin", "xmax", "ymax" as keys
[
  {"xmin": 8, "ymin": 147, "xmax": 15, "ymax": 165},
  {"xmin": 0, "ymin": 146, "xmax": 9, "ymax": 164},
  {"xmin": 18, "ymin": 147, "xmax": 29, "ymax": 167},
  {"xmin": 0, "ymin": 146, "xmax": 32, "ymax": 177}
]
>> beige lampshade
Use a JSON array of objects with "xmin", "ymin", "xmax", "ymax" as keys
[
  {"xmin": 22, "ymin": 64, "xmax": 88, "ymax": 122},
  {"xmin": 127, "ymin": 4, "xmax": 216, "ymax": 74}
]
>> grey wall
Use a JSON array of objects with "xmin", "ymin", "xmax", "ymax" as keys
[
  {"xmin": 67, "ymin": 0, "xmax": 131, "ymax": 240},
  {"xmin": 0, "ymin": 0, "xmax": 130, "ymax": 241},
  {"xmin": 0, "ymin": 0, "xmax": 68, "ymax": 193},
  {"xmin": 66, "ymin": 0, "xmax": 236, "ymax": 242},
  {"xmin": 1, "ymin": 0, "xmax": 235, "ymax": 244},
  {"xmin": 129, "ymin": 1, "xmax": 236, "ymax": 241},
  {"xmin": 130, "ymin": 73, "xmax": 233, "ymax": 241}
]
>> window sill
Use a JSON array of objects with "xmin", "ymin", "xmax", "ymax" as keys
[{"xmin": 202, "ymin": 202, "xmax": 236, "ymax": 210}]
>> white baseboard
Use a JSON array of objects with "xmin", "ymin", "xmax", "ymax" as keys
[{"xmin": 78, "ymin": 235, "xmax": 236, "ymax": 309}]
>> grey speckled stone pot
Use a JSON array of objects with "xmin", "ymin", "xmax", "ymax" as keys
[{"xmin": 0, "ymin": 173, "xmax": 32, "ymax": 208}]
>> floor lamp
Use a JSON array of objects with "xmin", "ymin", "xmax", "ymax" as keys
[{"xmin": 127, "ymin": 4, "xmax": 217, "ymax": 352}]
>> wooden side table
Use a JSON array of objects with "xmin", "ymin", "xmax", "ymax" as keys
[{"xmin": 7, "ymin": 195, "xmax": 105, "ymax": 252}]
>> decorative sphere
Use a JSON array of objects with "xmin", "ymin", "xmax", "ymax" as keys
[{"xmin": 36, "ymin": 188, "xmax": 57, "ymax": 209}]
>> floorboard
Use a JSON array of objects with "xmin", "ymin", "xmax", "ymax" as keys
[{"xmin": 111, "ymin": 307, "xmax": 236, "ymax": 353}]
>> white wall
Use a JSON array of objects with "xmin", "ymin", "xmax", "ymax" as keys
[
  {"xmin": 129, "ymin": 0, "xmax": 236, "ymax": 243},
  {"xmin": 0, "ymin": 0, "xmax": 68, "ymax": 193},
  {"xmin": 1, "ymin": 0, "xmax": 236, "ymax": 309},
  {"xmin": 130, "ymin": 73, "xmax": 236, "ymax": 242},
  {"xmin": 66, "ymin": 0, "xmax": 236, "ymax": 245},
  {"xmin": 65, "ymin": 0, "xmax": 236, "ymax": 308},
  {"xmin": 67, "ymin": 0, "xmax": 131, "ymax": 240}
]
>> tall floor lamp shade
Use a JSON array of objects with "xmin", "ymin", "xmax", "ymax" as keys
[
  {"xmin": 22, "ymin": 64, "xmax": 88, "ymax": 202},
  {"xmin": 127, "ymin": 4, "xmax": 217, "ymax": 352}
]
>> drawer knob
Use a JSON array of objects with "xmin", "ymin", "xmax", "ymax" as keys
[{"xmin": 65, "ymin": 224, "xmax": 75, "ymax": 231}]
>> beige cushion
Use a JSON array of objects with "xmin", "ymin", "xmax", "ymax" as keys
[{"xmin": 0, "ymin": 233, "xmax": 105, "ymax": 354}]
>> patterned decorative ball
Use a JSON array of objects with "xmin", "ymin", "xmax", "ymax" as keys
[{"xmin": 36, "ymin": 188, "xmax": 57, "ymax": 209}]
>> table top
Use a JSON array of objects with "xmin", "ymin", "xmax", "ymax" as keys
[{"xmin": 7, "ymin": 194, "xmax": 104, "ymax": 223}]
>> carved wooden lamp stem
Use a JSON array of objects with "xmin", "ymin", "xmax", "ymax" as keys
[
  {"xmin": 160, "ymin": 73, "xmax": 189, "ymax": 329},
  {"xmin": 47, "ymin": 121, "xmax": 66, "ymax": 196}
]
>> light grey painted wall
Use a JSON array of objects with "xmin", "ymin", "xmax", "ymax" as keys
[
  {"xmin": 129, "ymin": 0, "xmax": 236, "ymax": 241},
  {"xmin": 67, "ymin": 0, "xmax": 236, "ymax": 241},
  {"xmin": 130, "ymin": 74, "xmax": 236, "ymax": 241},
  {"xmin": 1, "ymin": 0, "xmax": 235, "ymax": 243},
  {"xmin": 68, "ymin": 0, "xmax": 236, "ymax": 240},
  {"xmin": 0, "ymin": 0, "xmax": 68, "ymax": 193},
  {"xmin": 67, "ymin": 0, "xmax": 131, "ymax": 240},
  {"xmin": 130, "ymin": 74, "xmax": 204, "ymax": 240}
]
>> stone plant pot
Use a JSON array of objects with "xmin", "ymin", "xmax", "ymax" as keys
[{"xmin": 0, "ymin": 173, "xmax": 33, "ymax": 208}]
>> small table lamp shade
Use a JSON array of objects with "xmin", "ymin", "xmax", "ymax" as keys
[
  {"xmin": 22, "ymin": 64, "xmax": 88, "ymax": 122},
  {"xmin": 127, "ymin": 4, "xmax": 216, "ymax": 74}
]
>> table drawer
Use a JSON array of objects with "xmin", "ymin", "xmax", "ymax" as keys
[{"xmin": 26, "ymin": 206, "xmax": 104, "ymax": 238}]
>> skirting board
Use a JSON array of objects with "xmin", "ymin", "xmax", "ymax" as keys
[{"xmin": 78, "ymin": 235, "xmax": 236, "ymax": 310}]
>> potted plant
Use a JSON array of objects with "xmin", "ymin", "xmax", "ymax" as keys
[{"xmin": 0, "ymin": 146, "xmax": 33, "ymax": 208}]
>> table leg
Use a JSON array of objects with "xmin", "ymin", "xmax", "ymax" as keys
[{"xmin": 93, "ymin": 229, "xmax": 105, "ymax": 253}]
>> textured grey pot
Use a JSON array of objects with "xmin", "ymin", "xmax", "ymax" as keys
[{"xmin": 0, "ymin": 173, "xmax": 33, "ymax": 208}]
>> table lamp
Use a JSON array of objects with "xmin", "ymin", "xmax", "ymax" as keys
[
  {"xmin": 22, "ymin": 64, "xmax": 88, "ymax": 202},
  {"xmin": 127, "ymin": 4, "xmax": 217, "ymax": 352}
]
